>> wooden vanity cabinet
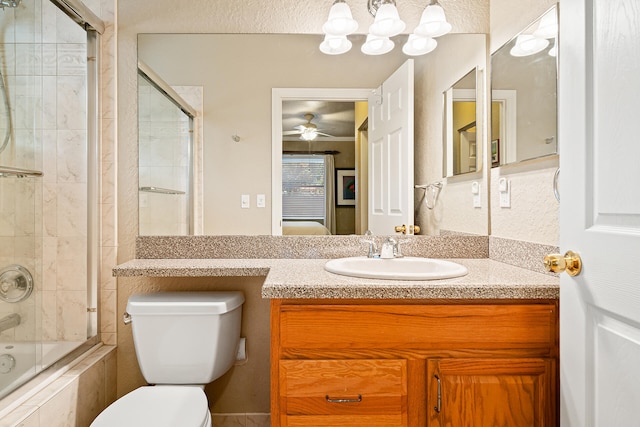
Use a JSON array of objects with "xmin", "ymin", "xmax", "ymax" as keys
[{"xmin": 270, "ymin": 299, "xmax": 559, "ymax": 427}]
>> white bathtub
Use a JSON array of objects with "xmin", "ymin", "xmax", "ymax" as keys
[{"xmin": 0, "ymin": 341, "xmax": 84, "ymax": 399}]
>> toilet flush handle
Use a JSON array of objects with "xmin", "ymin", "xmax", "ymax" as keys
[{"xmin": 123, "ymin": 312, "xmax": 132, "ymax": 325}]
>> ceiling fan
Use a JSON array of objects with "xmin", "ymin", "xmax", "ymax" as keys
[{"xmin": 283, "ymin": 113, "xmax": 335, "ymax": 141}]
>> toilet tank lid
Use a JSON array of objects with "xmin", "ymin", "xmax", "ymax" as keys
[{"xmin": 126, "ymin": 291, "xmax": 244, "ymax": 315}]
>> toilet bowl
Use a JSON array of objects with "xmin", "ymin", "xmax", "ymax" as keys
[
  {"xmin": 90, "ymin": 386, "xmax": 210, "ymax": 427},
  {"xmin": 90, "ymin": 291, "xmax": 244, "ymax": 427}
]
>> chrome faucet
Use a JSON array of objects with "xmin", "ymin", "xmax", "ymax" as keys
[
  {"xmin": 0, "ymin": 313, "xmax": 20, "ymax": 333},
  {"xmin": 362, "ymin": 230, "xmax": 378, "ymax": 258},
  {"xmin": 380, "ymin": 237, "xmax": 403, "ymax": 259}
]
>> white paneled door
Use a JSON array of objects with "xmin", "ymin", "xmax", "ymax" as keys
[
  {"xmin": 368, "ymin": 59, "xmax": 414, "ymax": 235},
  {"xmin": 559, "ymin": 0, "xmax": 640, "ymax": 425}
]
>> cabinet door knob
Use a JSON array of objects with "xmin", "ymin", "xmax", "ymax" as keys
[{"xmin": 543, "ymin": 251, "xmax": 582, "ymax": 276}]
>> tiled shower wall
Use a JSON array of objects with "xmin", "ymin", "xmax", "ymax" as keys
[{"xmin": 0, "ymin": 0, "xmax": 88, "ymax": 343}]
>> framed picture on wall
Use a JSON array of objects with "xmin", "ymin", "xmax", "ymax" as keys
[
  {"xmin": 336, "ymin": 169, "xmax": 356, "ymax": 207},
  {"xmin": 491, "ymin": 139, "xmax": 500, "ymax": 167}
]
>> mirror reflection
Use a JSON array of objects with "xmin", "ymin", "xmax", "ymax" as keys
[
  {"xmin": 137, "ymin": 33, "xmax": 487, "ymax": 236},
  {"xmin": 281, "ymin": 100, "xmax": 359, "ymax": 235},
  {"xmin": 491, "ymin": 6, "xmax": 558, "ymax": 166},
  {"xmin": 443, "ymin": 68, "xmax": 478, "ymax": 177}
]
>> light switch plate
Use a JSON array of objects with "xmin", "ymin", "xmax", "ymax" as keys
[
  {"xmin": 473, "ymin": 189, "xmax": 481, "ymax": 208},
  {"xmin": 241, "ymin": 194, "xmax": 250, "ymax": 209},
  {"xmin": 499, "ymin": 180, "xmax": 511, "ymax": 208},
  {"xmin": 256, "ymin": 194, "xmax": 266, "ymax": 208}
]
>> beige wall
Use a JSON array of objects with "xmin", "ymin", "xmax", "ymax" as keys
[{"xmin": 489, "ymin": 0, "xmax": 559, "ymax": 246}]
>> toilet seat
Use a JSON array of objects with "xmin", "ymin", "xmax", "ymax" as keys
[{"xmin": 90, "ymin": 386, "xmax": 210, "ymax": 427}]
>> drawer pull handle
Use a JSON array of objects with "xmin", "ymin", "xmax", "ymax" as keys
[
  {"xmin": 434, "ymin": 375, "xmax": 442, "ymax": 413},
  {"xmin": 325, "ymin": 394, "xmax": 362, "ymax": 403}
]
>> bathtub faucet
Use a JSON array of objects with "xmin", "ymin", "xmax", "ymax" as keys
[{"xmin": 0, "ymin": 313, "xmax": 20, "ymax": 333}]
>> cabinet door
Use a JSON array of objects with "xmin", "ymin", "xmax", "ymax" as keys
[
  {"xmin": 280, "ymin": 359, "xmax": 408, "ymax": 427},
  {"xmin": 427, "ymin": 358, "xmax": 555, "ymax": 427}
]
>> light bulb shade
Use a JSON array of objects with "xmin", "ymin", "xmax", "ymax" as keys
[
  {"xmin": 533, "ymin": 9, "xmax": 558, "ymax": 39},
  {"xmin": 402, "ymin": 34, "xmax": 437, "ymax": 56},
  {"xmin": 300, "ymin": 128, "xmax": 318, "ymax": 141},
  {"xmin": 322, "ymin": 1, "xmax": 358, "ymax": 36},
  {"xmin": 414, "ymin": 4, "xmax": 452, "ymax": 38},
  {"xmin": 510, "ymin": 34, "xmax": 549, "ymax": 57},
  {"xmin": 361, "ymin": 34, "xmax": 394, "ymax": 55},
  {"xmin": 319, "ymin": 34, "xmax": 352, "ymax": 55},
  {"xmin": 369, "ymin": 3, "xmax": 406, "ymax": 37}
]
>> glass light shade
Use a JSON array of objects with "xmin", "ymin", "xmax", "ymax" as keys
[
  {"xmin": 414, "ymin": 3, "xmax": 452, "ymax": 38},
  {"xmin": 369, "ymin": 3, "xmax": 406, "ymax": 37},
  {"xmin": 319, "ymin": 34, "xmax": 352, "ymax": 55},
  {"xmin": 402, "ymin": 34, "xmax": 437, "ymax": 56},
  {"xmin": 510, "ymin": 34, "xmax": 549, "ymax": 57},
  {"xmin": 361, "ymin": 34, "xmax": 394, "ymax": 55},
  {"xmin": 322, "ymin": 1, "xmax": 358, "ymax": 36},
  {"xmin": 533, "ymin": 10, "xmax": 558, "ymax": 39},
  {"xmin": 300, "ymin": 128, "xmax": 318, "ymax": 141}
]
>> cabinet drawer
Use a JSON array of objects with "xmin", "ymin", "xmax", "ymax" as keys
[
  {"xmin": 279, "ymin": 304, "xmax": 557, "ymax": 351},
  {"xmin": 280, "ymin": 359, "xmax": 407, "ymax": 416}
]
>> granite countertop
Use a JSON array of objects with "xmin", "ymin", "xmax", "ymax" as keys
[{"xmin": 113, "ymin": 258, "xmax": 559, "ymax": 300}]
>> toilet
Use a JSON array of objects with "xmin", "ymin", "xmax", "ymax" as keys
[{"xmin": 91, "ymin": 291, "xmax": 244, "ymax": 427}]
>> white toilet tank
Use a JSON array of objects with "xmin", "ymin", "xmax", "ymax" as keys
[{"xmin": 126, "ymin": 291, "xmax": 244, "ymax": 385}]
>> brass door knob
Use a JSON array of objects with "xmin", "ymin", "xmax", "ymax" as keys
[
  {"xmin": 543, "ymin": 251, "xmax": 582, "ymax": 276},
  {"xmin": 394, "ymin": 224, "xmax": 420, "ymax": 235}
]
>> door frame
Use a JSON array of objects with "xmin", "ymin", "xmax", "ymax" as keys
[{"xmin": 271, "ymin": 88, "xmax": 371, "ymax": 235}]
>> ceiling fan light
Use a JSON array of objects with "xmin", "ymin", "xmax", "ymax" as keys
[
  {"xmin": 300, "ymin": 128, "xmax": 318, "ymax": 141},
  {"xmin": 414, "ymin": 2, "xmax": 452, "ymax": 38},
  {"xmin": 510, "ymin": 34, "xmax": 549, "ymax": 57},
  {"xmin": 402, "ymin": 34, "xmax": 437, "ymax": 56},
  {"xmin": 320, "ymin": 34, "xmax": 352, "ymax": 55},
  {"xmin": 361, "ymin": 34, "xmax": 394, "ymax": 55},
  {"xmin": 322, "ymin": 0, "xmax": 358, "ymax": 36},
  {"xmin": 368, "ymin": 3, "xmax": 405, "ymax": 37}
]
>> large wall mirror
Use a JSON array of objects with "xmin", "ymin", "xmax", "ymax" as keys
[
  {"xmin": 491, "ymin": 5, "xmax": 558, "ymax": 166},
  {"xmin": 137, "ymin": 33, "xmax": 488, "ymax": 236}
]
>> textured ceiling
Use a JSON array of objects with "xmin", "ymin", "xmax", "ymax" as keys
[{"xmin": 121, "ymin": 0, "xmax": 489, "ymax": 35}]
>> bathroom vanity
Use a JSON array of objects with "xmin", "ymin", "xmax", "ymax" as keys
[{"xmin": 261, "ymin": 257, "xmax": 559, "ymax": 426}]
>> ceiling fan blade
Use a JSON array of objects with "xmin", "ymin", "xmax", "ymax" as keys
[
  {"xmin": 316, "ymin": 132, "xmax": 336, "ymax": 138},
  {"xmin": 283, "ymin": 130, "xmax": 302, "ymax": 135}
]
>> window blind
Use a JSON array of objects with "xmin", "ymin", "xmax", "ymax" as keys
[{"xmin": 282, "ymin": 155, "xmax": 326, "ymax": 220}]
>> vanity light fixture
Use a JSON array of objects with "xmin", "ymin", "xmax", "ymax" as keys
[{"xmin": 320, "ymin": 0, "xmax": 452, "ymax": 56}]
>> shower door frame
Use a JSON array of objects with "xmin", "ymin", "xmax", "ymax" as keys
[{"xmin": 49, "ymin": 0, "xmax": 104, "ymax": 349}]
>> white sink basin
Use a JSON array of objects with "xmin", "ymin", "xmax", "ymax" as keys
[{"xmin": 324, "ymin": 256, "xmax": 468, "ymax": 281}]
